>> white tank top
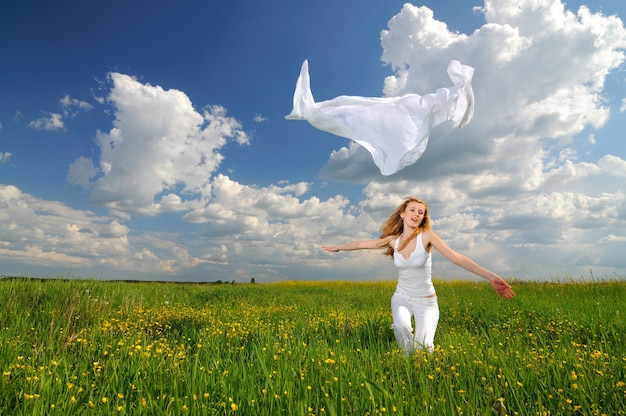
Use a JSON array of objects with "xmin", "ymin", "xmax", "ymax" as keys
[{"xmin": 393, "ymin": 233, "xmax": 435, "ymax": 297}]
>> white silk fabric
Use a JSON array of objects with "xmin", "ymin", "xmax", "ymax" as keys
[{"xmin": 285, "ymin": 60, "xmax": 475, "ymax": 175}]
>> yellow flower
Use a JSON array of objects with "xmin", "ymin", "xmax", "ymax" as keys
[{"xmin": 231, "ymin": 403, "xmax": 238, "ymax": 411}]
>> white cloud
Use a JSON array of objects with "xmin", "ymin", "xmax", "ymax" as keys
[
  {"xmin": 323, "ymin": 1, "xmax": 626, "ymax": 183},
  {"xmin": 0, "ymin": 177, "xmax": 379, "ymax": 281},
  {"xmin": 67, "ymin": 156, "xmax": 99, "ymax": 189},
  {"xmin": 29, "ymin": 113, "xmax": 64, "ymax": 130},
  {"xmin": 181, "ymin": 174, "xmax": 385, "ymax": 281},
  {"xmin": 317, "ymin": 0, "xmax": 626, "ymax": 279},
  {"xmin": 73, "ymin": 72, "xmax": 249, "ymax": 216},
  {"xmin": 0, "ymin": 184, "xmax": 128, "ymax": 268},
  {"xmin": 0, "ymin": 184, "xmax": 207, "ymax": 277},
  {"xmin": 0, "ymin": 152, "xmax": 11, "ymax": 164},
  {"xmin": 5, "ymin": 0, "xmax": 626, "ymax": 282},
  {"xmin": 60, "ymin": 94, "xmax": 94, "ymax": 118},
  {"xmin": 600, "ymin": 234, "xmax": 626, "ymax": 243}
]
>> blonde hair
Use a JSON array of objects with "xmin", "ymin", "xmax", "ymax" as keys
[{"xmin": 379, "ymin": 197, "xmax": 431, "ymax": 258}]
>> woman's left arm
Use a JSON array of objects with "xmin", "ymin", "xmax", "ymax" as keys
[{"xmin": 423, "ymin": 230, "xmax": 515, "ymax": 299}]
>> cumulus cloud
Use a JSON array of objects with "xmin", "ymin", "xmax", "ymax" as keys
[
  {"xmin": 29, "ymin": 95, "xmax": 93, "ymax": 131},
  {"xmin": 0, "ymin": 184, "xmax": 128, "ymax": 268},
  {"xmin": 254, "ymin": 113, "xmax": 268, "ymax": 123},
  {"xmin": 323, "ymin": 0, "xmax": 625, "ymax": 182},
  {"xmin": 181, "ymin": 174, "xmax": 385, "ymax": 281},
  {"xmin": 0, "ymin": 184, "xmax": 207, "ymax": 277},
  {"xmin": 67, "ymin": 156, "xmax": 99, "ymax": 189},
  {"xmin": 5, "ymin": 0, "xmax": 626, "ymax": 282},
  {"xmin": 0, "ymin": 152, "xmax": 11, "ymax": 164},
  {"xmin": 70, "ymin": 72, "xmax": 249, "ymax": 216},
  {"xmin": 60, "ymin": 94, "xmax": 94, "ymax": 118},
  {"xmin": 317, "ymin": 0, "xmax": 626, "ymax": 279},
  {"xmin": 29, "ymin": 113, "xmax": 64, "ymax": 130}
]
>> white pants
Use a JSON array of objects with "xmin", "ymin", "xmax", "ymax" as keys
[{"xmin": 391, "ymin": 290, "xmax": 440, "ymax": 354}]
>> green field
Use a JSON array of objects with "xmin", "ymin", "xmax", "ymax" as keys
[{"xmin": 1, "ymin": 277, "xmax": 624, "ymax": 415}]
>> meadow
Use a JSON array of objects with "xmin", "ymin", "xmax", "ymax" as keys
[{"xmin": 0, "ymin": 277, "xmax": 624, "ymax": 415}]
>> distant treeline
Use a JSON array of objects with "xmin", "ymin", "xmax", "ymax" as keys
[{"xmin": 0, "ymin": 276, "xmax": 242, "ymax": 285}]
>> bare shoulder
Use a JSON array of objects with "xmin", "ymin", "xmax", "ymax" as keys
[
  {"xmin": 421, "ymin": 229, "xmax": 445, "ymax": 247},
  {"xmin": 421, "ymin": 229, "xmax": 436, "ymax": 242},
  {"xmin": 380, "ymin": 234, "xmax": 398, "ymax": 248}
]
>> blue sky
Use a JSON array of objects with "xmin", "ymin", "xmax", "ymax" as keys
[{"xmin": 1, "ymin": 0, "xmax": 625, "ymax": 282}]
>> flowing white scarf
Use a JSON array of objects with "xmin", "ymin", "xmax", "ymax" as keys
[{"xmin": 286, "ymin": 60, "xmax": 475, "ymax": 175}]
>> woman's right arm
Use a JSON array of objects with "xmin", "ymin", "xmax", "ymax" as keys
[{"xmin": 322, "ymin": 236, "xmax": 395, "ymax": 252}]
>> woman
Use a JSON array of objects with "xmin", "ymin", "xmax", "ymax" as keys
[{"xmin": 322, "ymin": 197, "xmax": 515, "ymax": 354}]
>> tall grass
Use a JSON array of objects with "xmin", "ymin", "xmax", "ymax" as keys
[{"xmin": 0, "ymin": 277, "xmax": 624, "ymax": 415}]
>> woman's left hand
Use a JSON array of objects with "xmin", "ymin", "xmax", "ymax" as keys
[{"xmin": 491, "ymin": 278, "xmax": 516, "ymax": 299}]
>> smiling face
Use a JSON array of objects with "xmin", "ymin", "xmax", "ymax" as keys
[{"xmin": 401, "ymin": 201, "xmax": 426, "ymax": 230}]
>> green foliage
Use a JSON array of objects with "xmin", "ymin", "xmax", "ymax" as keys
[{"xmin": 0, "ymin": 278, "xmax": 624, "ymax": 415}]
